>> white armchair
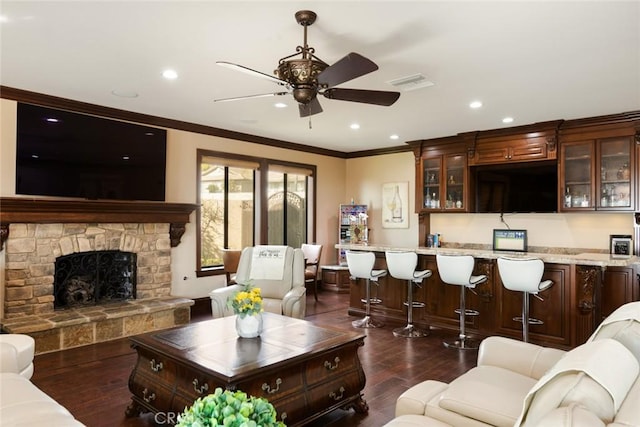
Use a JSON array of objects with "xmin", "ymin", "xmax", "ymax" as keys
[{"xmin": 210, "ymin": 245, "xmax": 306, "ymax": 319}]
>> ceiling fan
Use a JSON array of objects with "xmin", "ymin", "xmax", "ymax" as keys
[{"xmin": 215, "ymin": 10, "xmax": 400, "ymax": 117}]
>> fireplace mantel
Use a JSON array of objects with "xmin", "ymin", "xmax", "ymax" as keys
[{"xmin": 0, "ymin": 197, "xmax": 198, "ymax": 249}]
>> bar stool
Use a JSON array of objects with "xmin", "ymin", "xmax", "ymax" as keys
[
  {"xmin": 385, "ymin": 251, "xmax": 432, "ymax": 338},
  {"xmin": 497, "ymin": 257, "xmax": 554, "ymax": 342},
  {"xmin": 436, "ymin": 254, "xmax": 487, "ymax": 350},
  {"xmin": 346, "ymin": 251, "xmax": 387, "ymax": 328}
]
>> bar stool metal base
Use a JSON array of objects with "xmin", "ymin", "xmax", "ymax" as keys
[
  {"xmin": 393, "ymin": 324, "xmax": 429, "ymax": 338},
  {"xmin": 352, "ymin": 315, "xmax": 384, "ymax": 328},
  {"xmin": 443, "ymin": 337, "xmax": 478, "ymax": 350}
]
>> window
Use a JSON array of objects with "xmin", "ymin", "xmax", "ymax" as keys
[
  {"xmin": 196, "ymin": 150, "xmax": 316, "ymax": 276},
  {"xmin": 267, "ymin": 166, "xmax": 310, "ymax": 247}
]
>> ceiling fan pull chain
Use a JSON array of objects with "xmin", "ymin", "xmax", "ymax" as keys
[{"xmin": 308, "ymin": 116, "xmax": 312, "ymax": 129}]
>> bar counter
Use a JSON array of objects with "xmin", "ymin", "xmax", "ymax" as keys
[
  {"xmin": 335, "ymin": 243, "xmax": 639, "ymax": 349},
  {"xmin": 337, "ymin": 243, "xmax": 640, "ymax": 267}
]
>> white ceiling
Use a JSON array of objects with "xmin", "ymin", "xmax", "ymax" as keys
[{"xmin": 1, "ymin": 1, "xmax": 639, "ymax": 154}]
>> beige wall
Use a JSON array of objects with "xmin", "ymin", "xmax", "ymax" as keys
[
  {"xmin": 346, "ymin": 152, "xmax": 420, "ymax": 248},
  {"xmin": 0, "ymin": 99, "xmax": 346, "ymax": 302}
]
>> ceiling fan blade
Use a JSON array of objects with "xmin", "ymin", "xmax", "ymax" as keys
[
  {"xmin": 214, "ymin": 92, "xmax": 288, "ymax": 103},
  {"xmin": 323, "ymin": 88, "xmax": 400, "ymax": 106},
  {"xmin": 299, "ymin": 97, "xmax": 323, "ymax": 117},
  {"xmin": 317, "ymin": 52, "xmax": 379, "ymax": 88},
  {"xmin": 216, "ymin": 61, "xmax": 287, "ymax": 86}
]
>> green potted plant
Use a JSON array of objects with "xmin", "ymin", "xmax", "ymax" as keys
[{"xmin": 176, "ymin": 387, "xmax": 285, "ymax": 427}]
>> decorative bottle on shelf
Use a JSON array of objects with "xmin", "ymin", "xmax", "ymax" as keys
[
  {"xmin": 581, "ymin": 194, "xmax": 589, "ymax": 207},
  {"xmin": 601, "ymin": 189, "xmax": 608, "ymax": 207},
  {"xmin": 564, "ymin": 187, "xmax": 572, "ymax": 208}
]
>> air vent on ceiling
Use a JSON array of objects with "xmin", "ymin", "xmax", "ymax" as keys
[{"xmin": 387, "ymin": 73, "xmax": 435, "ymax": 92}]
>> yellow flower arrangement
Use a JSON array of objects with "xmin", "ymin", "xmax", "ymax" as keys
[{"xmin": 227, "ymin": 284, "xmax": 264, "ymax": 318}]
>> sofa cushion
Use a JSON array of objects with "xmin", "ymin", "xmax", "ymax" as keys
[
  {"xmin": 383, "ymin": 414, "xmax": 453, "ymax": 427},
  {"xmin": 516, "ymin": 339, "xmax": 639, "ymax": 427},
  {"xmin": 395, "ymin": 380, "xmax": 449, "ymax": 416},
  {"xmin": 531, "ymin": 403, "xmax": 606, "ymax": 427},
  {"xmin": 591, "ymin": 319, "xmax": 640, "ymax": 362},
  {"xmin": 437, "ymin": 365, "xmax": 537, "ymax": 427},
  {"xmin": 611, "ymin": 375, "xmax": 640, "ymax": 426},
  {"xmin": 589, "ymin": 301, "xmax": 640, "ymax": 361}
]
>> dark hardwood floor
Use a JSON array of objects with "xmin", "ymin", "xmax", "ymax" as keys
[{"xmin": 31, "ymin": 290, "xmax": 478, "ymax": 427}]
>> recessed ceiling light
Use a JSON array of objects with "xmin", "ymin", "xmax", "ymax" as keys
[
  {"xmin": 145, "ymin": 132, "xmax": 155, "ymax": 136},
  {"xmin": 274, "ymin": 102, "xmax": 287, "ymax": 108},
  {"xmin": 390, "ymin": 134, "xmax": 400, "ymax": 140},
  {"xmin": 31, "ymin": 154, "xmax": 39, "ymax": 159},
  {"xmin": 469, "ymin": 101, "xmax": 483, "ymax": 109},
  {"xmin": 45, "ymin": 117, "xmax": 60, "ymax": 123},
  {"xmin": 162, "ymin": 69, "xmax": 178, "ymax": 80},
  {"xmin": 502, "ymin": 117, "xmax": 514, "ymax": 124},
  {"xmin": 122, "ymin": 156, "xmax": 130, "ymax": 160},
  {"xmin": 350, "ymin": 123, "xmax": 360, "ymax": 130}
]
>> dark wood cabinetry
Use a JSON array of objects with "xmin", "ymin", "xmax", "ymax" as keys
[
  {"xmin": 558, "ymin": 113, "xmax": 640, "ymax": 212},
  {"xmin": 408, "ymin": 136, "xmax": 470, "ymax": 213},
  {"xmin": 601, "ymin": 266, "xmax": 639, "ymax": 320},
  {"xmin": 409, "ymin": 113, "xmax": 640, "ymax": 236},
  {"xmin": 470, "ymin": 136, "xmax": 555, "ymax": 165},
  {"xmin": 559, "ymin": 136, "xmax": 635, "ymax": 211}
]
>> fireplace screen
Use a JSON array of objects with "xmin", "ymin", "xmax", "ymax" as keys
[{"xmin": 54, "ymin": 250, "xmax": 137, "ymax": 309}]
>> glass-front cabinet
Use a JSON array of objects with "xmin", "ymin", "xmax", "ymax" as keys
[
  {"xmin": 561, "ymin": 136, "xmax": 633, "ymax": 211},
  {"xmin": 421, "ymin": 153, "xmax": 467, "ymax": 211},
  {"xmin": 599, "ymin": 138, "xmax": 632, "ymax": 209}
]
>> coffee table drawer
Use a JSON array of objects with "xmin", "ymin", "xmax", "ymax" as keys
[
  {"xmin": 175, "ymin": 365, "xmax": 222, "ymax": 398},
  {"xmin": 306, "ymin": 346, "xmax": 358, "ymax": 385},
  {"xmin": 237, "ymin": 366, "xmax": 304, "ymax": 400},
  {"xmin": 136, "ymin": 347, "xmax": 177, "ymax": 383},
  {"xmin": 270, "ymin": 393, "xmax": 308, "ymax": 425},
  {"xmin": 130, "ymin": 374, "xmax": 174, "ymax": 411},
  {"xmin": 307, "ymin": 373, "xmax": 362, "ymax": 413}
]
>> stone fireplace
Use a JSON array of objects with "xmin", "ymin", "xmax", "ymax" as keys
[{"xmin": 0, "ymin": 198, "xmax": 198, "ymax": 353}]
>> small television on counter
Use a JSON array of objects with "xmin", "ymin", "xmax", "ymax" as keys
[
  {"xmin": 473, "ymin": 161, "xmax": 558, "ymax": 213},
  {"xmin": 16, "ymin": 103, "xmax": 167, "ymax": 201}
]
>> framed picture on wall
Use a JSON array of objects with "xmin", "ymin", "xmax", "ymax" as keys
[{"xmin": 382, "ymin": 182, "xmax": 409, "ymax": 229}]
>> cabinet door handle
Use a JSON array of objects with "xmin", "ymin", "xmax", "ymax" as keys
[
  {"xmin": 193, "ymin": 379, "xmax": 209, "ymax": 395},
  {"xmin": 324, "ymin": 356, "xmax": 340, "ymax": 370},
  {"xmin": 142, "ymin": 388, "xmax": 156, "ymax": 403},
  {"xmin": 149, "ymin": 359, "xmax": 163, "ymax": 372},
  {"xmin": 261, "ymin": 377, "xmax": 282, "ymax": 394},
  {"xmin": 329, "ymin": 386, "xmax": 345, "ymax": 401}
]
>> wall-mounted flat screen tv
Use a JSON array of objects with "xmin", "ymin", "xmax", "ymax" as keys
[
  {"xmin": 474, "ymin": 161, "xmax": 558, "ymax": 213},
  {"xmin": 16, "ymin": 103, "xmax": 167, "ymax": 201}
]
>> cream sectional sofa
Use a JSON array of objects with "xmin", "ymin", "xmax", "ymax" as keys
[
  {"xmin": 384, "ymin": 301, "xmax": 640, "ymax": 427},
  {"xmin": 0, "ymin": 334, "xmax": 85, "ymax": 426}
]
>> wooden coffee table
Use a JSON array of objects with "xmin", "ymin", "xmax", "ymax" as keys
[{"xmin": 125, "ymin": 313, "xmax": 368, "ymax": 426}]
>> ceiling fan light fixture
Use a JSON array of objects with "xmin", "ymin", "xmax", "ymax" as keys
[
  {"xmin": 276, "ymin": 59, "xmax": 327, "ymax": 86},
  {"xmin": 293, "ymin": 86, "xmax": 317, "ymax": 104}
]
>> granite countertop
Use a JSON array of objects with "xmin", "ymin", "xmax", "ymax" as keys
[{"xmin": 335, "ymin": 243, "xmax": 639, "ymax": 267}]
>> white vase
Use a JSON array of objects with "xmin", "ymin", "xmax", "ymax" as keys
[{"xmin": 235, "ymin": 313, "xmax": 263, "ymax": 338}]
